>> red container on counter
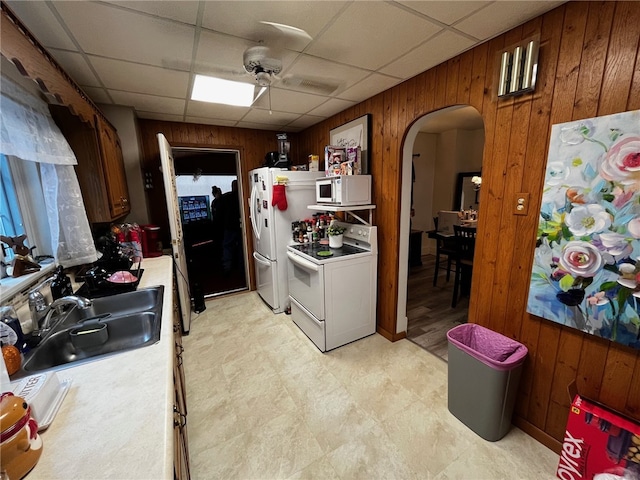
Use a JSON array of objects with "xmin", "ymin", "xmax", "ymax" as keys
[{"xmin": 141, "ymin": 225, "xmax": 162, "ymax": 258}]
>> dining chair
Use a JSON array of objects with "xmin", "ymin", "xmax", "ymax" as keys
[
  {"xmin": 451, "ymin": 225, "xmax": 477, "ymax": 308},
  {"xmin": 432, "ymin": 216, "xmax": 456, "ymax": 286}
]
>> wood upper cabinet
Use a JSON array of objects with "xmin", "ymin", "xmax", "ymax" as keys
[
  {"xmin": 50, "ymin": 105, "xmax": 130, "ymax": 223},
  {"xmin": 96, "ymin": 118, "xmax": 130, "ymax": 218}
]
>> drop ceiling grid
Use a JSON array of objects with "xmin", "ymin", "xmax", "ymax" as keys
[{"xmin": 3, "ymin": 0, "xmax": 567, "ymax": 130}]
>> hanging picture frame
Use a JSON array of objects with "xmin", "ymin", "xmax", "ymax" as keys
[
  {"xmin": 526, "ymin": 109, "xmax": 640, "ymax": 350},
  {"xmin": 330, "ymin": 114, "xmax": 371, "ymax": 174}
]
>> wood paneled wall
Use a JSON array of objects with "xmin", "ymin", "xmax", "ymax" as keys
[
  {"xmin": 137, "ymin": 120, "xmax": 288, "ymax": 288},
  {"xmin": 296, "ymin": 1, "xmax": 640, "ymax": 451}
]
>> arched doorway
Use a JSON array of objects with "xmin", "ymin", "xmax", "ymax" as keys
[{"xmin": 397, "ymin": 105, "xmax": 484, "ymax": 358}]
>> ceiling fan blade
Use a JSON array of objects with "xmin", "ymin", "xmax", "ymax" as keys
[
  {"xmin": 260, "ymin": 21, "xmax": 312, "ymax": 41},
  {"xmin": 280, "ymin": 75, "xmax": 341, "ymax": 95}
]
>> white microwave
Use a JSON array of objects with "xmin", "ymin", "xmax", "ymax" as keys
[{"xmin": 316, "ymin": 175, "xmax": 371, "ymax": 206}]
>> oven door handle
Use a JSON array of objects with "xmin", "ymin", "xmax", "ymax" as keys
[
  {"xmin": 287, "ymin": 251, "xmax": 320, "ymax": 272},
  {"xmin": 253, "ymin": 251, "xmax": 271, "ymax": 266}
]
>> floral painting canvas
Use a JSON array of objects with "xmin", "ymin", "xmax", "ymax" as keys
[{"xmin": 527, "ymin": 110, "xmax": 640, "ymax": 350}]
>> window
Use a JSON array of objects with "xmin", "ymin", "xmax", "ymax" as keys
[{"xmin": 0, "ymin": 154, "xmax": 52, "ymax": 280}]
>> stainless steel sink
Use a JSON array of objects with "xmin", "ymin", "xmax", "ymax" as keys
[
  {"xmin": 18, "ymin": 286, "xmax": 164, "ymax": 376},
  {"xmin": 59, "ymin": 286, "xmax": 164, "ymax": 325}
]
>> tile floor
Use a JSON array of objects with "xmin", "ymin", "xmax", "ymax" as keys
[{"xmin": 183, "ymin": 292, "xmax": 559, "ymax": 480}]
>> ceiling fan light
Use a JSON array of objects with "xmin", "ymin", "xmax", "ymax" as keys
[{"xmin": 191, "ymin": 74, "xmax": 255, "ymax": 107}]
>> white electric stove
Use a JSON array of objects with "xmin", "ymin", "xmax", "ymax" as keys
[{"xmin": 286, "ymin": 222, "xmax": 377, "ymax": 352}]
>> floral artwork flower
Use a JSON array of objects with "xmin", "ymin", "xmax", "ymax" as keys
[{"xmin": 526, "ymin": 110, "xmax": 640, "ymax": 349}]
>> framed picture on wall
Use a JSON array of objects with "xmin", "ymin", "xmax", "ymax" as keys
[
  {"xmin": 526, "ymin": 109, "xmax": 640, "ymax": 350},
  {"xmin": 330, "ymin": 114, "xmax": 371, "ymax": 174}
]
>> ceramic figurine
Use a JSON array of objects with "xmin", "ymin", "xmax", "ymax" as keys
[
  {"xmin": 0, "ymin": 235, "xmax": 41, "ymax": 278},
  {"xmin": 0, "ymin": 392, "xmax": 43, "ymax": 479}
]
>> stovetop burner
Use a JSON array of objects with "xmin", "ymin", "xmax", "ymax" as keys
[{"xmin": 288, "ymin": 242, "xmax": 369, "ymax": 262}]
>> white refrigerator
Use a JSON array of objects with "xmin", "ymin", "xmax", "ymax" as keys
[{"xmin": 249, "ymin": 167, "xmax": 323, "ymax": 313}]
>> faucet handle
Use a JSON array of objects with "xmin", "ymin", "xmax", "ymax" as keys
[{"xmin": 28, "ymin": 289, "xmax": 47, "ymax": 312}]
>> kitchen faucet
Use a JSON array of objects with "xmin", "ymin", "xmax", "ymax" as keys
[
  {"xmin": 28, "ymin": 276, "xmax": 93, "ymax": 333},
  {"xmin": 37, "ymin": 295, "xmax": 93, "ymax": 333}
]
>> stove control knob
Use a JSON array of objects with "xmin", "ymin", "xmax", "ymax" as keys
[
  {"xmin": 358, "ymin": 230, "xmax": 363, "ymax": 235},
  {"xmin": 350, "ymin": 228, "xmax": 354, "ymax": 233}
]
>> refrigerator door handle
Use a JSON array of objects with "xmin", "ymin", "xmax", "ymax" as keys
[
  {"xmin": 253, "ymin": 251, "xmax": 271, "ymax": 266},
  {"xmin": 249, "ymin": 184, "xmax": 260, "ymax": 240}
]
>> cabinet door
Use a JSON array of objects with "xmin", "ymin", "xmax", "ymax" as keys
[
  {"xmin": 50, "ymin": 106, "xmax": 131, "ymax": 223},
  {"xmin": 97, "ymin": 120, "xmax": 130, "ymax": 218},
  {"xmin": 173, "ymin": 292, "xmax": 191, "ymax": 479}
]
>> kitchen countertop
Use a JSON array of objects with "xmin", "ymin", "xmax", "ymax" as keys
[{"xmin": 25, "ymin": 255, "xmax": 175, "ymax": 480}]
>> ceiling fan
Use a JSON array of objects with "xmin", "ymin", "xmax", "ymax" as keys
[{"xmin": 240, "ymin": 22, "xmax": 341, "ymax": 112}]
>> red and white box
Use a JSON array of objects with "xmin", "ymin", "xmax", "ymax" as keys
[{"xmin": 557, "ymin": 394, "xmax": 640, "ymax": 480}]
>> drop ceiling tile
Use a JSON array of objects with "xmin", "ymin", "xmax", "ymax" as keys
[
  {"xmin": 4, "ymin": 1, "xmax": 77, "ymax": 50},
  {"xmin": 252, "ymin": 88, "xmax": 327, "ymax": 114},
  {"xmin": 287, "ymin": 115, "xmax": 326, "ymax": 130},
  {"xmin": 185, "ymin": 117, "xmax": 238, "ymax": 127},
  {"xmin": 89, "ymin": 56, "xmax": 189, "ymax": 98},
  {"xmin": 186, "ymin": 101, "xmax": 250, "ymax": 121},
  {"xmin": 455, "ymin": 1, "xmax": 564, "ymax": 40},
  {"xmin": 194, "ymin": 30, "xmax": 256, "ymax": 76},
  {"xmin": 201, "ymin": 1, "xmax": 348, "ymax": 50},
  {"xmin": 236, "ymin": 121, "xmax": 289, "ymax": 131},
  {"xmin": 339, "ymin": 74, "xmax": 402, "ymax": 102},
  {"xmin": 52, "ymin": 2, "xmax": 195, "ymax": 68},
  {"xmin": 242, "ymin": 108, "xmax": 300, "ymax": 125},
  {"xmin": 109, "ymin": 90, "xmax": 185, "ymax": 116},
  {"xmin": 397, "ymin": 1, "xmax": 491, "ymax": 26},
  {"xmin": 307, "ymin": 98, "xmax": 356, "ymax": 118},
  {"xmin": 101, "ymin": 1, "xmax": 200, "ymax": 25},
  {"xmin": 48, "ymin": 50, "xmax": 101, "ymax": 88},
  {"xmin": 380, "ymin": 30, "xmax": 475, "ymax": 78},
  {"xmin": 82, "ymin": 86, "xmax": 113, "ymax": 105},
  {"xmin": 306, "ymin": 2, "xmax": 442, "ymax": 71},
  {"xmin": 136, "ymin": 111, "xmax": 185, "ymax": 122}
]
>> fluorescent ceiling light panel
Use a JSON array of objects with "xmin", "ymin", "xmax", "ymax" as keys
[{"xmin": 191, "ymin": 74, "xmax": 256, "ymax": 106}]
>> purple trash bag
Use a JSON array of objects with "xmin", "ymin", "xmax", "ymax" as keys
[{"xmin": 447, "ymin": 323, "xmax": 528, "ymax": 371}]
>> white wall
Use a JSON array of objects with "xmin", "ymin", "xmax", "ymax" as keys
[
  {"xmin": 99, "ymin": 104, "xmax": 150, "ymax": 225},
  {"xmin": 411, "ymin": 133, "xmax": 436, "ymax": 248},
  {"xmin": 175, "ymin": 175, "xmax": 236, "ymax": 199}
]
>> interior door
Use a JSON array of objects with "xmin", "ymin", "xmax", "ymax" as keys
[{"xmin": 157, "ymin": 133, "xmax": 192, "ymax": 333}]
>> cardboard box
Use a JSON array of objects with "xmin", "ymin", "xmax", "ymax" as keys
[{"xmin": 557, "ymin": 392, "xmax": 640, "ymax": 480}]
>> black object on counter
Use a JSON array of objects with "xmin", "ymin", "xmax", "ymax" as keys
[
  {"xmin": 75, "ymin": 269, "xmax": 144, "ymax": 299},
  {"xmin": 51, "ymin": 265, "xmax": 73, "ymax": 300}
]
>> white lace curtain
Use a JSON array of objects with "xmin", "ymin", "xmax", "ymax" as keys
[{"xmin": 0, "ymin": 74, "xmax": 97, "ymax": 267}]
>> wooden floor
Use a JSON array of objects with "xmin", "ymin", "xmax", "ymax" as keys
[{"xmin": 406, "ymin": 254, "xmax": 469, "ymax": 362}]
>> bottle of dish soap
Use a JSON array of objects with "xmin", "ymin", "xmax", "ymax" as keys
[{"xmin": 50, "ymin": 265, "xmax": 73, "ymax": 300}]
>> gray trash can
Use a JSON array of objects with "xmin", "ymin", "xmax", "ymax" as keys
[{"xmin": 446, "ymin": 323, "xmax": 528, "ymax": 441}]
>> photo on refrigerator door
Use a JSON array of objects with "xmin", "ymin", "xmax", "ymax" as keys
[{"xmin": 526, "ymin": 109, "xmax": 640, "ymax": 350}]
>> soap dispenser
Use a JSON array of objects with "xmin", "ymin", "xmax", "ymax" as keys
[{"xmin": 50, "ymin": 266, "xmax": 72, "ymax": 300}]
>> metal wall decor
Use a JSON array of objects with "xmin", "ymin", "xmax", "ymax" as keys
[{"xmin": 497, "ymin": 40, "xmax": 539, "ymax": 97}]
